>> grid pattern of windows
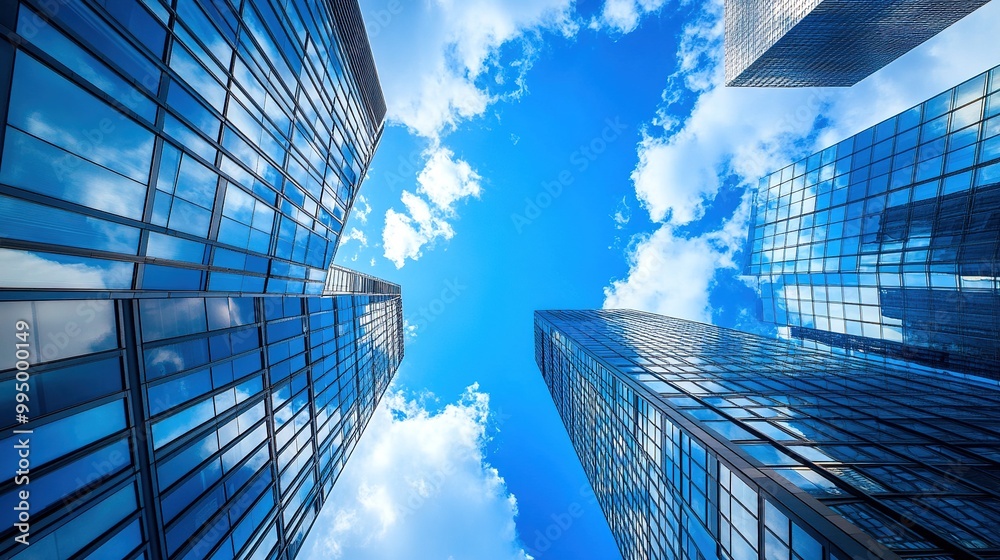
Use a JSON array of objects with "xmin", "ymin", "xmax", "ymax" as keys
[
  {"xmin": 535, "ymin": 309, "xmax": 1000, "ymax": 559},
  {"xmin": 0, "ymin": 2, "xmax": 400, "ymax": 558},
  {"xmin": 0, "ymin": 0, "xmax": 383, "ymax": 294},
  {"xmin": 0, "ymin": 290, "xmax": 403, "ymax": 560},
  {"xmin": 746, "ymin": 65, "xmax": 1000, "ymax": 378},
  {"xmin": 724, "ymin": 0, "xmax": 990, "ymax": 87}
]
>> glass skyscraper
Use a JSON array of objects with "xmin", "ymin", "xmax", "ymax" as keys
[
  {"xmin": 0, "ymin": 1, "xmax": 403, "ymax": 559},
  {"xmin": 745, "ymin": 64, "xmax": 1000, "ymax": 378},
  {"xmin": 536, "ymin": 309, "xmax": 1000, "ymax": 560},
  {"xmin": 0, "ymin": 280, "xmax": 403, "ymax": 560},
  {"xmin": 724, "ymin": 0, "xmax": 992, "ymax": 87},
  {"xmin": 0, "ymin": 0, "xmax": 384, "ymax": 294}
]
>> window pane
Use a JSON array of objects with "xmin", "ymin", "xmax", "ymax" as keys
[
  {"xmin": 152, "ymin": 397, "xmax": 216, "ymax": 448},
  {"xmin": 0, "ymin": 299, "xmax": 118, "ymax": 369},
  {"xmin": 82, "ymin": 517, "xmax": 143, "ymax": 559},
  {"xmin": 52, "ymin": 1, "xmax": 160, "ymax": 87},
  {"xmin": 0, "ymin": 399, "xmax": 127, "ymax": 473},
  {"xmin": 148, "ymin": 368, "xmax": 212, "ymax": 416},
  {"xmin": 6, "ymin": 52, "xmax": 154, "ymax": 182},
  {"xmin": 11, "ymin": 483, "xmax": 137, "ymax": 560},
  {"xmin": 140, "ymin": 299, "xmax": 208, "ymax": 342},
  {"xmin": 0, "ymin": 195, "xmax": 141, "ymax": 254},
  {"xmin": 0, "ymin": 438, "xmax": 130, "ymax": 526},
  {"xmin": 146, "ymin": 232, "xmax": 207, "ymax": 264},
  {"xmin": 19, "ymin": 6, "xmax": 157, "ymax": 122},
  {"xmin": 0, "ymin": 356, "xmax": 123, "ymax": 429},
  {"xmin": 144, "ymin": 338, "xmax": 210, "ymax": 380},
  {"xmin": 0, "ymin": 128, "xmax": 147, "ymax": 220}
]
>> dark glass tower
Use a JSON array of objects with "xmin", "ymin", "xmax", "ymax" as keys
[
  {"xmin": 725, "ymin": 0, "xmax": 991, "ymax": 87},
  {"xmin": 0, "ymin": 1, "xmax": 402, "ymax": 559},
  {"xmin": 536, "ymin": 309, "xmax": 1000, "ymax": 560},
  {"xmin": 745, "ymin": 64, "xmax": 1000, "ymax": 378}
]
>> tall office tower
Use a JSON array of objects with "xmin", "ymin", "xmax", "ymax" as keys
[
  {"xmin": 724, "ymin": 0, "xmax": 992, "ymax": 87},
  {"xmin": 0, "ymin": 1, "xmax": 404, "ymax": 559},
  {"xmin": 0, "ymin": 273, "xmax": 403, "ymax": 560},
  {"xmin": 0, "ymin": 0, "xmax": 384, "ymax": 293},
  {"xmin": 745, "ymin": 64, "xmax": 1000, "ymax": 378},
  {"xmin": 536, "ymin": 309, "xmax": 1000, "ymax": 560}
]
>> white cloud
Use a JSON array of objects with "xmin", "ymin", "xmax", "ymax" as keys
[
  {"xmin": 606, "ymin": 0, "xmax": 1000, "ymax": 319},
  {"xmin": 365, "ymin": 0, "xmax": 578, "ymax": 267},
  {"xmin": 417, "ymin": 146, "xmax": 483, "ymax": 213},
  {"xmin": 364, "ymin": 0, "xmax": 577, "ymax": 140},
  {"xmin": 353, "ymin": 195, "xmax": 372, "ymax": 225},
  {"xmin": 604, "ymin": 194, "xmax": 750, "ymax": 322},
  {"xmin": 341, "ymin": 227, "xmax": 369, "ymax": 248},
  {"xmin": 304, "ymin": 384, "xmax": 532, "ymax": 560},
  {"xmin": 382, "ymin": 190, "xmax": 456, "ymax": 268},
  {"xmin": 382, "ymin": 145, "xmax": 482, "ymax": 268},
  {"xmin": 590, "ymin": 0, "xmax": 668, "ymax": 34},
  {"xmin": 0, "ymin": 248, "xmax": 132, "ymax": 290},
  {"xmin": 612, "ymin": 196, "xmax": 632, "ymax": 229},
  {"xmin": 402, "ymin": 319, "xmax": 418, "ymax": 339},
  {"xmin": 627, "ymin": 0, "xmax": 827, "ymax": 226},
  {"xmin": 339, "ymin": 227, "xmax": 370, "ymax": 263}
]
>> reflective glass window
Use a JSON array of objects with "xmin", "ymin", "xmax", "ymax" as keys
[
  {"xmin": 157, "ymin": 431, "xmax": 219, "ymax": 490},
  {"xmin": 47, "ymin": 1, "xmax": 161, "ymax": 89},
  {"xmin": 0, "ymin": 128, "xmax": 147, "ymax": 220},
  {"xmin": 144, "ymin": 338, "xmax": 210, "ymax": 380},
  {"xmin": 169, "ymin": 41, "xmax": 226, "ymax": 111},
  {"xmin": 18, "ymin": 6, "xmax": 157, "ymax": 121},
  {"xmin": 148, "ymin": 368, "xmax": 213, "ymax": 416},
  {"xmin": 6, "ymin": 52, "xmax": 154, "ymax": 182},
  {"xmin": 142, "ymin": 264, "xmax": 204, "ymax": 291},
  {"xmin": 83, "ymin": 517, "xmax": 143, "ymax": 559},
  {"xmin": 140, "ymin": 299, "xmax": 208, "ymax": 342},
  {"xmin": 152, "ymin": 397, "xmax": 216, "ymax": 449},
  {"xmin": 0, "ymin": 399, "xmax": 126, "ymax": 473},
  {"xmin": 11, "ymin": 483, "xmax": 137, "ymax": 560},
  {"xmin": 0, "ymin": 356, "xmax": 123, "ymax": 425},
  {"xmin": 0, "ymin": 300, "xmax": 117, "ymax": 369},
  {"xmin": 146, "ymin": 233, "xmax": 207, "ymax": 264},
  {"xmin": 0, "ymin": 195, "xmax": 140, "ymax": 254},
  {"xmin": 0, "ymin": 438, "xmax": 130, "ymax": 526}
]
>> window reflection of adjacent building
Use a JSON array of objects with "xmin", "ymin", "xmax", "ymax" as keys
[{"xmin": 747, "ymin": 65, "xmax": 1000, "ymax": 378}]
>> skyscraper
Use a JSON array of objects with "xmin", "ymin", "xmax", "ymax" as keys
[
  {"xmin": 0, "ymin": 0, "xmax": 384, "ymax": 294},
  {"xmin": 0, "ymin": 276, "xmax": 403, "ymax": 560},
  {"xmin": 745, "ymin": 64, "xmax": 1000, "ymax": 378},
  {"xmin": 0, "ymin": 1, "xmax": 402, "ymax": 559},
  {"xmin": 724, "ymin": 0, "xmax": 992, "ymax": 87},
  {"xmin": 536, "ymin": 309, "xmax": 1000, "ymax": 560}
]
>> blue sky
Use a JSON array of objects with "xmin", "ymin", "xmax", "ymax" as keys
[{"xmin": 302, "ymin": 1, "xmax": 1000, "ymax": 558}]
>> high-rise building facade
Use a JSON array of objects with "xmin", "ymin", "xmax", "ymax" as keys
[
  {"xmin": 0, "ymin": 1, "xmax": 403, "ymax": 559},
  {"xmin": 0, "ymin": 0, "xmax": 385, "ymax": 294},
  {"xmin": 724, "ymin": 0, "xmax": 992, "ymax": 87},
  {"xmin": 536, "ymin": 309, "xmax": 1000, "ymax": 560},
  {"xmin": 745, "ymin": 64, "xmax": 1000, "ymax": 378},
  {"xmin": 0, "ymin": 278, "xmax": 403, "ymax": 560}
]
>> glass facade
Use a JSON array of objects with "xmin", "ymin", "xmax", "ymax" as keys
[
  {"xmin": 0, "ymin": 1, "xmax": 404, "ymax": 559},
  {"xmin": 0, "ymin": 290, "xmax": 403, "ymax": 559},
  {"xmin": 0, "ymin": 0, "xmax": 385, "ymax": 295},
  {"xmin": 724, "ymin": 0, "xmax": 991, "ymax": 87},
  {"xmin": 535, "ymin": 309, "xmax": 1000, "ymax": 560},
  {"xmin": 745, "ymin": 64, "xmax": 1000, "ymax": 378}
]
